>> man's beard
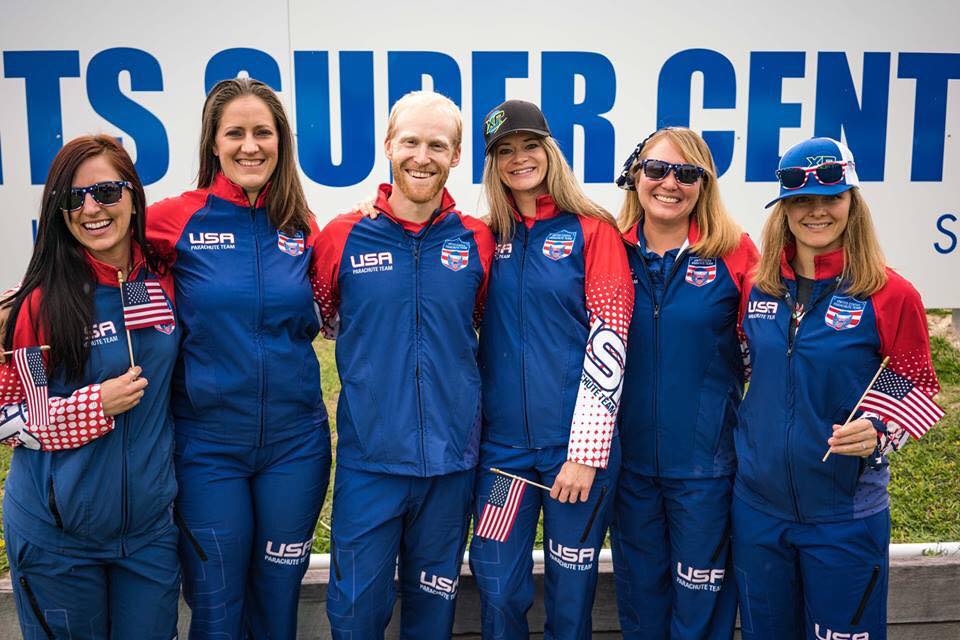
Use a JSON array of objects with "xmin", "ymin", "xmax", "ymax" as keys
[{"xmin": 393, "ymin": 160, "xmax": 449, "ymax": 204}]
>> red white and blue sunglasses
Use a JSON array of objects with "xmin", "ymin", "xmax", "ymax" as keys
[
  {"xmin": 776, "ymin": 161, "xmax": 852, "ymax": 190},
  {"xmin": 61, "ymin": 181, "xmax": 131, "ymax": 212}
]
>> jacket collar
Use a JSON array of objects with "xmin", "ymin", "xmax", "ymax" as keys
[
  {"xmin": 85, "ymin": 241, "xmax": 148, "ymax": 287},
  {"xmin": 373, "ymin": 183, "xmax": 457, "ymax": 226},
  {"xmin": 622, "ymin": 215, "xmax": 698, "ymax": 250},
  {"xmin": 779, "ymin": 243, "xmax": 845, "ymax": 281},
  {"xmin": 210, "ymin": 172, "xmax": 271, "ymax": 209},
  {"xmin": 510, "ymin": 193, "xmax": 561, "ymax": 224}
]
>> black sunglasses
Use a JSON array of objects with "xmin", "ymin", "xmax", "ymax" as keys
[
  {"xmin": 776, "ymin": 162, "xmax": 850, "ymax": 190},
  {"xmin": 61, "ymin": 181, "xmax": 131, "ymax": 212},
  {"xmin": 636, "ymin": 159, "xmax": 704, "ymax": 185}
]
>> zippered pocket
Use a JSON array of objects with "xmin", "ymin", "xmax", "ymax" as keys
[
  {"xmin": 18, "ymin": 575, "xmax": 55, "ymax": 639},
  {"xmin": 173, "ymin": 508, "xmax": 208, "ymax": 562},
  {"xmin": 578, "ymin": 486, "xmax": 608, "ymax": 543},
  {"xmin": 850, "ymin": 565, "xmax": 881, "ymax": 625},
  {"xmin": 47, "ymin": 479, "xmax": 63, "ymax": 530}
]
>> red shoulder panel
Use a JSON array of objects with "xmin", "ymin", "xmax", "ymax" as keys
[
  {"xmin": 145, "ymin": 189, "xmax": 210, "ymax": 267},
  {"xmin": 312, "ymin": 212, "xmax": 363, "ymax": 338}
]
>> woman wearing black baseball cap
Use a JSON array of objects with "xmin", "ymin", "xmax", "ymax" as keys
[{"xmin": 469, "ymin": 100, "xmax": 634, "ymax": 638}]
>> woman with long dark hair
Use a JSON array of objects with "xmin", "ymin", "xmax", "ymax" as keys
[
  {"xmin": 146, "ymin": 77, "xmax": 331, "ymax": 639},
  {"xmin": 733, "ymin": 137, "xmax": 943, "ymax": 639},
  {"xmin": 0, "ymin": 135, "xmax": 180, "ymax": 639}
]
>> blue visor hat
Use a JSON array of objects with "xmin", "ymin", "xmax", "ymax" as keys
[{"xmin": 766, "ymin": 137, "xmax": 859, "ymax": 208}]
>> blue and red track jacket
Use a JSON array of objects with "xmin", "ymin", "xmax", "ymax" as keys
[
  {"xmin": 1, "ymin": 246, "xmax": 178, "ymax": 557},
  {"xmin": 736, "ymin": 246, "xmax": 940, "ymax": 523},
  {"xmin": 479, "ymin": 196, "xmax": 634, "ymax": 468},
  {"xmin": 619, "ymin": 220, "xmax": 758, "ymax": 478},
  {"xmin": 147, "ymin": 173, "xmax": 328, "ymax": 446},
  {"xmin": 312, "ymin": 185, "xmax": 494, "ymax": 477}
]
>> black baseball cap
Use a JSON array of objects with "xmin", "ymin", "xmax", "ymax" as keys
[{"xmin": 482, "ymin": 100, "xmax": 552, "ymax": 154}]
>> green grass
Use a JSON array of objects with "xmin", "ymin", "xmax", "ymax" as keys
[{"xmin": 2, "ymin": 329, "xmax": 958, "ymax": 573}]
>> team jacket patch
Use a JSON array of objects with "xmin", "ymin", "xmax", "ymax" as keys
[
  {"xmin": 277, "ymin": 230, "xmax": 305, "ymax": 256},
  {"xmin": 824, "ymin": 295, "xmax": 867, "ymax": 330},
  {"xmin": 542, "ymin": 230, "xmax": 576, "ymax": 261},
  {"xmin": 685, "ymin": 257, "xmax": 717, "ymax": 287},
  {"xmin": 440, "ymin": 238, "xmax": 470, "ymax": 271}
]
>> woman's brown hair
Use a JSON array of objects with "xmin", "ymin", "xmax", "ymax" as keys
[{"xmin": 198, "ymin": 78, "xmax": 311, "ymax": 234}]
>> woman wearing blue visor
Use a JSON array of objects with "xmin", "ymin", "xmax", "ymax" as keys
[{"xmin": 733, "ymin": 137, "xmax": 944, "ymax": 640}]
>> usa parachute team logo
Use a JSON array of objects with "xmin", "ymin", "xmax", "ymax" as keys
[
  {"xmin": 685, "ymin": 257, "xmax": 717, "ymax": 287},
  {"xmin": 440, "ymin": 238, "xmax": 470, "ymax": 272},
  {"xmin": 542, "ymin": 230, "xmax": 576, "ymax": 261},
  {"xmin": 824, "ymin": 296, "xmax": 867, "ymax": 331},
  {"xmin": 277, "ymin": 230, "xmax": 305, "ymax": 256}
]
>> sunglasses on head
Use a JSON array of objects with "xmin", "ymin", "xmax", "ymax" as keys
[
  {"xmin": 635, "ymin": 159, "xmax": 704, "ymax": 185},
  {"xmin": 61, "ymin": 181, "xmax": 131, "ymax": 212},
  {"xmin": 776, "ymin": 161, "xmax": 850, "ymax": 190}
]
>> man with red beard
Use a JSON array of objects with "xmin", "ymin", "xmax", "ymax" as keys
[{"xmin": 313, "ymin": 91, "xmax": 495, "ymax": 639}]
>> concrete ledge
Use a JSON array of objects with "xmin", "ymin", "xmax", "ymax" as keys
[{"xmin": 1, "ymin": 551, "xmax": 958, "ymax": 638}]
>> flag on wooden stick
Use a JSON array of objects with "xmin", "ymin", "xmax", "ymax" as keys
[{"xmin": 474, "ymin": 474, "xmax": 526, "ymax": 542}]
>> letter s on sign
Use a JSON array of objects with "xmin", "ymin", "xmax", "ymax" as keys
[{"xmin": 934, "ymin": 213, "xmax": 957, "ymax": 254}]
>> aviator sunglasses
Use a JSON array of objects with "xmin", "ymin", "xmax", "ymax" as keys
[
  {"xmin": 776, "ymin": 161, "xmax": 851, "ymax": 190},
  {"xmin": 636, "ymin": 159, "xmax": 705, "ymax": 185},
  {"xmin": 61, "ymin": 181, "xmax": 131, "ymax": 212}
]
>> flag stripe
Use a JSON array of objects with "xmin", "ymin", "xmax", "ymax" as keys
[{"xmin": 861, "ymin": 395, "xmax": 926, "ymax": 432}]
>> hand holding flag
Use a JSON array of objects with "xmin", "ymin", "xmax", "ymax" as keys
[{"xmin": 823, "ymin": 351, "xmax": 944, "ymax": 462}]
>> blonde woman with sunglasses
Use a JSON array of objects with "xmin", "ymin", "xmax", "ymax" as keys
[{"xmin": 610, "ymin": 127, "xmax": 757, "ymax": 640}]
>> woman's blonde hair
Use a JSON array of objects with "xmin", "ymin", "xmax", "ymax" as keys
[
  {"xmin": 753, "ymin": 188, "xmax": 887, "ymax": 297},
  {"xmin": 617, "ymin": 127, "xmax": 741, "ymax": 258},
  {"xmin": 483, "ymin": 136, "xmax": 616, "ymax": 241}
]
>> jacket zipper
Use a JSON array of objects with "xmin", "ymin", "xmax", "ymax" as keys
[
  {"xmin": 783, "ymin": 277, "xmax": 839, "ymax": 522},
  {"xmin": 412, "ymin": 214, "xmax": 438, "ymax": 474},
  {"xmin": 251, "ymin": 206, "xmax": 266, "ymax": 446},
  {"xmin": 636, "ymin": 245, "xmax": 686, "ymax": 475},
  {"xmin": 518, "ymin": 225, "xmax": 532, "ymax": 447}
]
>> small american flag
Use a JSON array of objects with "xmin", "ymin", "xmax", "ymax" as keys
[
  {"xmin": 860, "ymin": 351, "xmax": 944, "ymax": 439},
  {"xmin": 122, "ymin": 280, "xmax": 174, "ymax": 330},
  {"xmin": 13, "ymin": 347, "xmax": 50, "ymax": 428},
  {"xmin": 474, "ymin": 474, "xmax": 526, "ymax": 542}
]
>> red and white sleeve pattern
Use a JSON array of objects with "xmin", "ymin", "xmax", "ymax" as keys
[
  {"xmin": 0, "ymin": 363, "xmax": 25, "ymax": 446},
  {"xmin": 462, "ymin": 215, "xmax": 496, "ymax": 329},
  {"xmin": 870, "ymin": 269, "xmax": 943, "ymax": 454},
  {"xmin": 1, "ymin": 360, "xmax": 114, "ymax": 450},
  {"xmin": 567, "ymin": 220, "xmax": 635, "ymax": 468},
  {"xmin": 310, "ymin": 214, "xmax": 358, "ymax": 340},
  {"xmin": 39, "ymin": 384, "xmax": 115, "ymax": 451}
]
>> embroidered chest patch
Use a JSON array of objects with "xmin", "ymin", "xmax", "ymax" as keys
[
  {"xmin": 542, "ymin": 230, "xmax": 576, "ymax": 261},
  {"xmin": 685, "ymin": 257, "xmax": 717, "ymax": 287},
  {"xmin": 824, "ymin": 295, "xmax": 867, "ymax": 331},
  {"xmin": 277, "ymin": 230, "xmax": 305, "ymax": 256},
  {"xmin": 440, "ymin": 238, "xmax": 471, "ymax": 272}
]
